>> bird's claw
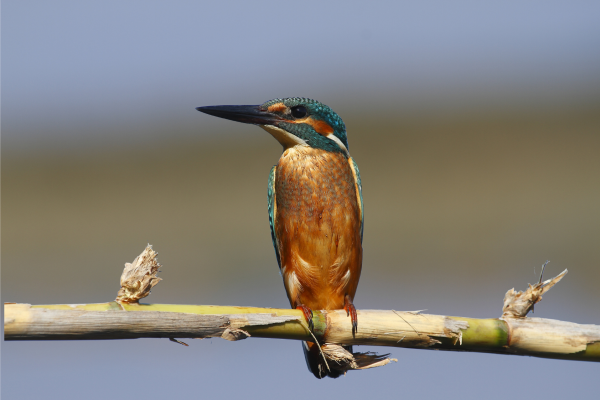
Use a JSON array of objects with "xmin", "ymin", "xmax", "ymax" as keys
[
  {"xmin": 296, "ymin": 304, "xmax": 314, "ymax": 332},
  {"xmin": 344, "ymin": 296, "xmax": 358, "ymax": 336}
]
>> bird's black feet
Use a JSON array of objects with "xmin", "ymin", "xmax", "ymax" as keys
[
  {"xmin": 296, "ymin": 304, "xmax": 314, "ymax": 331},
  {"xmin": 344, "ymin": 295, "xmax": 358, "ymax": 335}
]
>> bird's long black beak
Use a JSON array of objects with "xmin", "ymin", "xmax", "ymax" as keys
[{"xmin": 196, "ymin": 105, "xmax": 282, "ymax": 125}]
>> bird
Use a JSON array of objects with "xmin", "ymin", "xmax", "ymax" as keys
[{"xmin": 196, "ymin": 97, "xmax": 363, "ymax": 378}]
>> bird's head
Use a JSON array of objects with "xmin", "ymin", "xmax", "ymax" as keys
[{"xmin": 196, "ymin": 97, "xmax": 349, "ymax": 155}]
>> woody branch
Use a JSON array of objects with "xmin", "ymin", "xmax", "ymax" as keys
[{"xmin": 4, "ymin": 246, "xmax": 600, "ymax": 373}]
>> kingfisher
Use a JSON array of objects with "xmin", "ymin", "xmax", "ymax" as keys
[{"xmin": 196, "ymin": 98, "xmax": 363, "ymax": 378}]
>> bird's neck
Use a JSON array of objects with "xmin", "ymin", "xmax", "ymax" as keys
[{"xmin": 279, "ymin": 145, "xmax": 329, "ymax": 167}]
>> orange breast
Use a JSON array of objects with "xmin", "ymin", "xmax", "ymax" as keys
[{"xmin": 275, "ymin": 147, "xmax": 362, "ymax": 311}]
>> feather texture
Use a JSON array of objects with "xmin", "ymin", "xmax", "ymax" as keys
[{"xmin": 268, "ymin": 146, "xmax": 362, "ymax": 311}]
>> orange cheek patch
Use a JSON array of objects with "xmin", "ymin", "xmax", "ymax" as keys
[
  {"xmin": 268, "ymin": 102, "xmax": 287, "ymax": 113},
  {"xmin": 292, "ymin": 117, "xmax": 334, "ymax": 135}
]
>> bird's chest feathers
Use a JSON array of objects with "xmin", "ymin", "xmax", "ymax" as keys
[
  {"xmin": 274, "ymin": 147, "xmax": 361, "ymax": 308},
  {"xmin": 275, "ymin": 147, "xmax": 357, "ymax": 225}
]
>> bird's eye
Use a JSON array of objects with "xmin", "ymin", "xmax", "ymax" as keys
[{"xmin": 291, "ymin": 106, "xmax": 307, "ymax": 119}]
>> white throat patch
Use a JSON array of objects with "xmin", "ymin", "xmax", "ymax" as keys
[{"xmin": 260, "ymin": 125, "xmax": 308, "ymax": 150}]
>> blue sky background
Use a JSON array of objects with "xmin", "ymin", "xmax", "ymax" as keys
[{"xmin": 3, "ymin": 0, "xmax": 600, "ymax": 153}]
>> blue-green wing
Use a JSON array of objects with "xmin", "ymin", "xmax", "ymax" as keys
[
  {"xmin": 350, "ymin": 158, "xmax": 364, "ymax": 243},
  {"xmin": 268, "ymin": 166, "xmax": 281, "ymax": 269}
]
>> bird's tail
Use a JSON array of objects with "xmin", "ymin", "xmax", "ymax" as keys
[{"xmin": 302, "ymin": 341, "xmax": 353, "ymax": 379}]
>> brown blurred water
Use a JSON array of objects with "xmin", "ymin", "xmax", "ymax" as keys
[{"xmin": 4, "ymin": 104, "xmax": 599, "ymax": 324}]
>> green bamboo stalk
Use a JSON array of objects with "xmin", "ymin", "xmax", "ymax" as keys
[
  {"xmin": 5, "ymin": 302, "xmax": 599, "ymax": 362},
  {"xmin": 5, "ymin": 245, "xmax": 598, "ymax": 379}
]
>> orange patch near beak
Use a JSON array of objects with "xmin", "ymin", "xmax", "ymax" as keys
[
  {"xmin": 267, "ymin": 102, "xmax": 287, "ymax": 113},
  {"xmin": 295, "ymin": 117, "xmax": 334, "ymax": 135}
]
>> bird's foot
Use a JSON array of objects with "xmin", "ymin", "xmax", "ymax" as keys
[
  {"xmin": 296, "ymin": 304, "xmax": 314, "ymax": 332},
  {"xmin": 344, "ymin": 295, "xmax": 358, "ymax": 335}
]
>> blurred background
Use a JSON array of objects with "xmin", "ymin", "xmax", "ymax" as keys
[{"xmin": 2, "ymin": 1, "xmax": 599, "ymax": 398}]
